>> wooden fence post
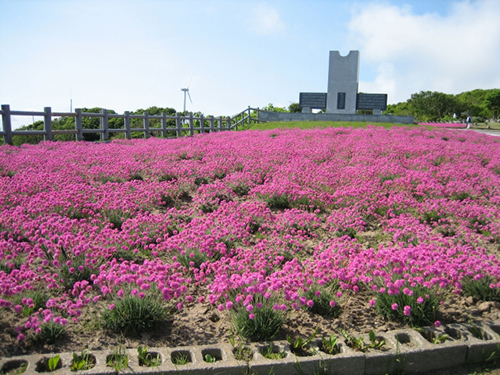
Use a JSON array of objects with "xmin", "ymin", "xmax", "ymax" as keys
[
  {"xmin": 200, "ymin": 114, "xmax": 205, "ymax": 134},
  {"xmin": 44, "ymin": 107, "xmax": 52, "ymax": 141},
  {"xmin": 189, "ymin": 113, "xmax": 194, "ymax": 136},
  {"xmin": 161, "ymin": 113, "xmax": 167, "ymax": 138},
  {"xmin": 143, "ymin": 111, "xmax": 150, "ymax": 138},
  {"xmin": 124, "ymin": 111, "xmax": 131, "ymax": 139},
  {"xmin": 101, "ymin": 109, "xmax": 109, "ymax": 141},
  {"xmin": 75, "ymin": 108, "xmax": 83, "ymax": 141},
  {"xmin": 218, "ymin": 116, "xmax": 223, "ymax": 131},
  {"xmin": 209, "ymin": 116, "xmax": 215, "ymax": 133},
  {"xmin": 248, "ymin": 106, "xmax": 251, "ymax": 127},
  {"xmin": 226, "ymin": 116, "xmax": 231, "ymax": 131},
  {"xmin": 1, "ymin": 104, "xmax": 13, "ymax": 145},
  {"xmin": 176, "ymin": 113, "xmax": 182, "ymax": 137}
]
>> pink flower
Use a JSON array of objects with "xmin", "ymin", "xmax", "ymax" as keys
[
  {"xmin": 177, "ymin": 302, "xmax": 184, "ymax": 310},
  {"xmin": 109, "ymin": 304, "xmax": 115, "ymax": 310},
  {"xmin": 391, "ymin": 303, "xmax": 398, "ymax": 310},
  {"xmin": 17, "ymin": 334, "xmax": 25, "ymax": 341},
  {"xmin": 198, "ymin": 296, "xmax": 206, "ymax": 304},
  {"xmin": 416, "ymin": 296, "xmax": 424, "ymax": 304},
  {"xmin": 434, "ymin": 321, "xmax": 441, "ymax": 328},
  {"xmin": 246, "ymin": 304, "xmax": 254, "ymax": 312},
  {"xmin": 403, "ymin": 305, "xmax": 411, "ymax": 316},
  {"xmin": 226, "ymin": 301, "xmax": 233, "ymax": 309},
  {"xmin": 217, "ymin": 304, "xmax": 224, "ymax": 311},
  {"xmin": 369, "ymin": 299, "xmax": 376, "ymax": 306},
  {"xmin": 14, "ymin": 305, "xmax": 22, "ymax": 313},
  {"xmin": 249, "ymin": 313, "xmax": 255, "ymax": 320},
  {"xmin": 329, "ymin": 300, "xmax": 336, "ymax": 307},
  {"xmin": 307, "ymin": 300, "xmax": 314, "ymax": 308}
]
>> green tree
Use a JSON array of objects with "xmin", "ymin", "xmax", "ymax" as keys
[
  {"xmin": 262, "ymin": 103, "xmax": 288, "ymax": 112},
  {"xmin": 385, "ymin": 101, "xmax": 413, "ymax": 117},
  {"xmin": 132, "ymin": 106, "xmax": 177, "ymax": 138},
  {"xmin": 485, "ymin": 89, "xmax": 500, "ymax": 118},
  {"xmin": 456, "ymin": 89, "xmax": 490, "ymax": 119},
  {"xmin": 12, "ymin": 121, "xmax": 44, "ymax": 145},
  {"xmin": 408, "ymin": 91, "xmax": 462, "ymax": 122},
  {"xmin": 288, "ymin": 103, "xmax": 300, "ymax": 113}
]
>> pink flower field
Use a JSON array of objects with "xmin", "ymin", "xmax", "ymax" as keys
[{"xmin": 2, "ymin": 125, "xmax": 500, "ymax": 355}]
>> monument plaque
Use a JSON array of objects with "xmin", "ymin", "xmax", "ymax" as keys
[
  {"xmin": 299, "ymin": 93, "xmax": 327, "ymax": 110},
  {"xmin": 337, "ymin": 92, "xmax": 346, "ymax": 110},
  {"xmin": 357, "ymin": 93, "xmax": 388, "ymax": 111}
]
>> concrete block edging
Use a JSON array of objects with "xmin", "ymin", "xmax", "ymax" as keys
[{"xmin": 2, "ymin": 321, "xmax": 500, "ymax": 375}]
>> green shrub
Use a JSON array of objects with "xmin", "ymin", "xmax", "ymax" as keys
[
  {"xmin": 450, "ymin": 191, "xmax": 471, "ymax": 201},
  {"xmin": 14, "ymin": 290, "xmax": 49, "ymax": 317},
  {"xmin": 71, "ymin": 349, "xmax": 96, "ymax": 371},
  {"xmin": 462, "ymin": 275, "xmax": 500, "ymax": 302},
  {"xmin": 231, "ymin": 184, "xmax": 251, "ymax": 197},
  {"xmin": 233, "ymin": 297, "xmax": 286, "ymax": 342},
  {"xmin": 375, "ymin": 288, "xmax": 439, "ymax": 327},
  {"xmin": 379, "ymin": 174, "xmax": 399, "ymax": 184},
  {"xmin": 101, "ymin": 294, "xmax": 167, "ymax": 336},
  {"xmin": 103, "ymin": 209, "xmax": 132, "ymax": 231},
  {"xmin": 33, "ymin": 322, "xmax": 66, "ymax": 345},
  {"xmin": 421, "ymin": 210, "xmax": 445, "ymax": 225},
  {"xmin": 176, "ymin": 249, "xmax": 209, "ymax": 269},
  {"xmin": 302, "ymin": 288, "xmax": 341, "ymax": 317},
  {"xmin": 58, "ymin": 249, "xmax": 95, "ymax": 290},
  {"xmin": 336, "ymin": 227, "xmax": 357, "ymax": 239},
  {"xmin": 263, "ymin": 194, "xmax": 291, "ymax": 210},
  {"xmin": 106, "ymin": 346, "xmax": 128, "ymax": 372}
]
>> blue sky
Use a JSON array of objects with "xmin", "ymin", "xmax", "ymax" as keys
[{"xmin": 1, "ymin": 0, "xmax": 500, "ymax": 128}]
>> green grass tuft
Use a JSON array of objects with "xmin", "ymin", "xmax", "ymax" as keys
[{"xmin": 101, "ymin": 293, "xmax": 168, "ymax": 336}]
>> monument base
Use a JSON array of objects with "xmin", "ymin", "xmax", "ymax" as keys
[{"xmin": 258, "ymin": 111, "xmax": 414, "ymax": 124}]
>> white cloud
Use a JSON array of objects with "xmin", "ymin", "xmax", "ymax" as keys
[
  {"xmin": 348, "ymin": 0, "xmax": 500, "ymax": 103},
  {"xmin": 250, "ymin": 4, "xmax": 286, "ymax": 35}
]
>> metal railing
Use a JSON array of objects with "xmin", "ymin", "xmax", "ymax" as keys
[{"xmin": 0, "ymin": 105, "xmax": 262, "ymax": 145}]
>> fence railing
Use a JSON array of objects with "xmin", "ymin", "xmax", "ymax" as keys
[{"xmin": 0, "ymin": 105, "xmax": 262, "ymax": 145}]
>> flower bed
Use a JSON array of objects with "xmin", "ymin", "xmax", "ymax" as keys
[{"xmin": 1, "ymin": 125, "xmax": 500, "ymax": 357}]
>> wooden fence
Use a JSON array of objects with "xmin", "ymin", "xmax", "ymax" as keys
[{"xmin": 0, "ymin": 105, "xmax": 261, "ymax": 145}]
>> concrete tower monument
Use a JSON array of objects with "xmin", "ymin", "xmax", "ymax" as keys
[
  {"xmin": 298, "ymin": 50, "xmax": 388, "ymax": 115},
  {"xmin": 326, "ymin": 51, "xmax": 360, "ymax": 114},
  {"xmin": 259, "ymin": 50, "xmax": 414, "ymax": 123}
]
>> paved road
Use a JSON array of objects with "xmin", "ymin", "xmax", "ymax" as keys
[{"xmin": 462, "ymin": 128, "xmax": 500, "ymax": 137}]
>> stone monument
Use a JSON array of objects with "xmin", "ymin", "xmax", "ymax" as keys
[
  {"xmin": 326, "ymin": 50, "xmax": 360, "ymax": 114},
  {"xmin": 299, "ymin": 50, "xmax": 387, "ymax": 115},
  {"xmin": 258, "ymin": 50, "xmax": 413, "ymax": 123}
]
